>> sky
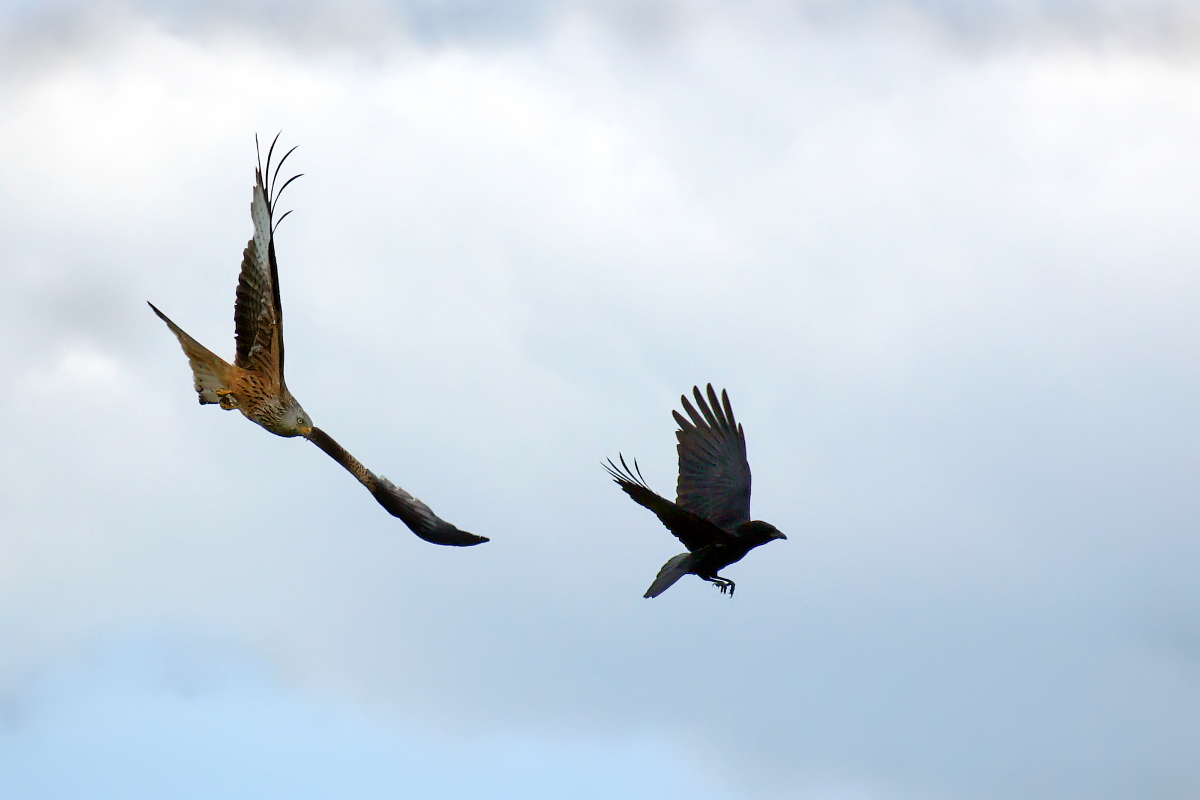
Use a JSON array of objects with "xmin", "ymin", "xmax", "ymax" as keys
[{"xmin": 2, "ymin": 1, "xmax": 1200, "ymax": 798}]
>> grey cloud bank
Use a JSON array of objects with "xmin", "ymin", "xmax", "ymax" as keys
[
  {"xmin": 1, "ymin": 3, "xmax": 1200, "ymax": 799},
  {"xmin": 5, "ymin": 0, "xmax": 1200, "ymax": 57}
]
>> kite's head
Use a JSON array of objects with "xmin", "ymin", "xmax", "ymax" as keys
[{"xmin": 277, "ymin": 397, "xmax": 314, "ymax": 438}]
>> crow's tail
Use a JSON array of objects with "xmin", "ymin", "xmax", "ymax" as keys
[{"xmin": 644, "ymin": 552, "xmax": 694, "ymax": 598}]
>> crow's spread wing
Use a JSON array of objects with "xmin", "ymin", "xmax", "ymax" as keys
[
  {"xmin": 234, "ymin": 135, "xmax": 301, "ymax": 383},
  {"xmin": 673, "ymin": 385, "xmax": 751, "ymax": 530},
  {"xmin": 604, "ymin": 455, "xmax": 735, "ymax": 551}
]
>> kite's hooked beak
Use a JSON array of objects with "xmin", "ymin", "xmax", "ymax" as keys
[{"xmin": 774, "ymin": 531, "xmax": 788, "ymax": 541}]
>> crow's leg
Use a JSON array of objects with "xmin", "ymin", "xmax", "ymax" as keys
[{"xmin": 703, "ymin": 576, "xmax": 735, "ymax": 597}]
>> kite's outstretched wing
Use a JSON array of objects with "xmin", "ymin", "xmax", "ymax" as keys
[
  {"xmin": 673, "ymin": 385, "xmax": 751, "ymax": 530},
  {"xmin": 308, "ymin": 426, "xmax": 488, "ymax": 547},
  {"xmin": 373, "ymin": 476, "xmax": 489, "ymax": 547},
  {"xmin": 234, "ymin": 134, "xmax": 301, "ymax": 384},
  {"xmin": 604, "ymin": 455, "xmax": 734, "ymax": 552}
]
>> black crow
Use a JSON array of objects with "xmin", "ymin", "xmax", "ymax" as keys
[{"xmin": 605, "ymin": 385, "xmax": 786, "ymax": 597}]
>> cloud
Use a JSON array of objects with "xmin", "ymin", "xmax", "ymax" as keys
[
  {"xmin": 5, "ymin": 0, "xmax": 1200, "ymax": 72},
  {"xmin": 2, "ymin": 5, "xmax": 1200, "ymax": 799}
]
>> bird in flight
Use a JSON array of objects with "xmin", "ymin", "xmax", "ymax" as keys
[
  {"xmin": 605, "ymin": 385, "xmax": 785, "ymax": 597},
  {"xmin": 149, "ymin": 135, "xmax": 486, "ymax": 547}
]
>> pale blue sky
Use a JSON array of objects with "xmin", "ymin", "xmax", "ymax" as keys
[
  {"xmin": 2, "ymin": 2, "xmax": 1200, "ymax": 798},
  {"xmin": 1, "ymin": 631, "xmax": 737, "ymax": 800}
]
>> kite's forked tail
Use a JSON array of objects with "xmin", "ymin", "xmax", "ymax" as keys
[{"xmin": 148, "ymin": 302, "xmax": 236, "ymax": 406}]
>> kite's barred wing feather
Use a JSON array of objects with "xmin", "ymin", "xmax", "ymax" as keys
[
  {"xmin": 234, "ymin": 134, "xmax": 301, "ymax": 384},
  {"xmin": 234, "ymin": 166, "xmax": 283, "ymax": 381}
]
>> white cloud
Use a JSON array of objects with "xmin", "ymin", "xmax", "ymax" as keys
[{"xmin": 2, "ymin": 5, "xmax": 1200, "ymax": 799}]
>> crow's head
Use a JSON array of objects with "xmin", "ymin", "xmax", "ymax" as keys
[{"xmin": 737, "ymin": 520, "xmax": 787, "ymax": 546}]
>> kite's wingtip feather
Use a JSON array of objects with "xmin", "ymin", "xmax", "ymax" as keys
[{"xmin": 421, "ymin": 527, "xmax": 490, "ymax": 547}]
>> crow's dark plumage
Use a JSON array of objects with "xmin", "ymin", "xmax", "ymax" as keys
[{"xmin": 605, "ymin": 385, "xmax": 786, "ymax": 598}]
